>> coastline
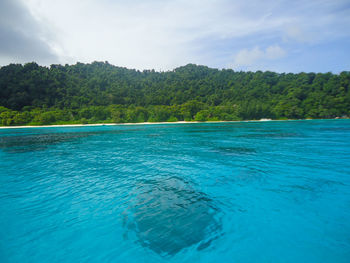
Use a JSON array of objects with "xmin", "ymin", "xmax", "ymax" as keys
[
  {"xmin": 0, "ymin": 120, "xmax": 243, "ymax": 129},
  {"xmin": 0, "ymin": 118, "xmax": 346, "ymax": 129}
]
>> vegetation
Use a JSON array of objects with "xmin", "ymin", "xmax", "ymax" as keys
[{"xmin": 0, "ymin": 62, "xmax": 349, "ymax": 126}]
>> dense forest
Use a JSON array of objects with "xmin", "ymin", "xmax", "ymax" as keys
[{"xmin": 0, "ymin": 61, "xmax": 349, "ymax": 126}]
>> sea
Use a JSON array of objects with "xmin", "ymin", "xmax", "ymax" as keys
[{"xmin": 0, "ymin": 120, "xmax": 350, "ymax": 262}]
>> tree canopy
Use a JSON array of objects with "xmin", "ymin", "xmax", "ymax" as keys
[{"xmin": 0, "ymin": 62, "xmax": 349, "ymax": 125}]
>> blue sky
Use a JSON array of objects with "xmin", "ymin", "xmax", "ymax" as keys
[{"xmin": 1, "ymin": 0, "xmax": 349, "ymax": 73}]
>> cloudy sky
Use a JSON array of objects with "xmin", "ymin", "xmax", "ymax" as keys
[{"xmin": 0, "ymin": 0, "xmax": 349, "ymax": 72}]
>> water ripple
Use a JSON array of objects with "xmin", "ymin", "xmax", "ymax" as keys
[{"xmin": 1, "ymin": 121, "xmax": 350, "ymax": 262}]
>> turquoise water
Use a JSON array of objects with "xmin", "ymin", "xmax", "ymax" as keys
[{"xmin": 1, "ymin": 120, "xmax": 350, "ymax": 262}]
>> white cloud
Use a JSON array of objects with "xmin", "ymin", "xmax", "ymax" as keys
[
  {"xmin": 0, "ymin": 0, "xmax": 58, "ymax": 65},
  {"xmin": 265, "ymin": 45, "xmax": 286, "ymax": 59},
  {"xmin": 231, "ymin": 45, "xmax": 286, "ymax": 69},
  {"xmin": 233, "ymin": 47, "xmax": 264, "ymax": 67},
  {"xmin": 20, "ymin": 0, "xmax": 295, "ymax": 69},
  {"xmin": 284, "ymin": 25, "xmax": 313, "ymax": 43},
  {"xmin": 3, "ymin": 0, "xmax": 348, "ymax": 71}
]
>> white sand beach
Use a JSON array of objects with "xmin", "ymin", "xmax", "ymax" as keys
[{"xmin": 0, "ymin": 119, "xmax": 324, "ymax": 129}]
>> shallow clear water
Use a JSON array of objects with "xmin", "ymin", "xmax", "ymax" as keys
[{"xmin": 1, "ymin": 120, "xmax": 350, "ymax": 262}]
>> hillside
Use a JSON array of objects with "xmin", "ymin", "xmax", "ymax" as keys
[{"xmin": 0, "ymin": 62, "xmax": 349, "ymax": 125}]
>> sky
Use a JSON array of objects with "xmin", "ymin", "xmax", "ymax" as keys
[{"xmin": 0, "ymin": 0, "xmax": 349, "ymax": 73}]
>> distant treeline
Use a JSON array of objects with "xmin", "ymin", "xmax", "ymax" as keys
[{"xmin": 0, "ymin": 62, "xmax": 349, "ymax": 125}]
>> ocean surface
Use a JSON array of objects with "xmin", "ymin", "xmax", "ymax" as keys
[{"xmin": 0, "ymin": 120, "xmax": 350, "ymax": 262}]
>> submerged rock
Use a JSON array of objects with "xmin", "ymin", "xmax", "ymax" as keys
[{"xmin": 124, "ymin": 176, "xmax": 222, "ymax": 256}]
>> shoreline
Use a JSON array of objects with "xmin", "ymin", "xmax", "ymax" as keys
[{"xmin": 0, "ymin": 118, "xmax": 347, "ymax": 129}]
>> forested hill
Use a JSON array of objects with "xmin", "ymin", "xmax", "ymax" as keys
[{"xmin": 0, "ymin": 61, "xmax": 349, "ymax": 125}]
